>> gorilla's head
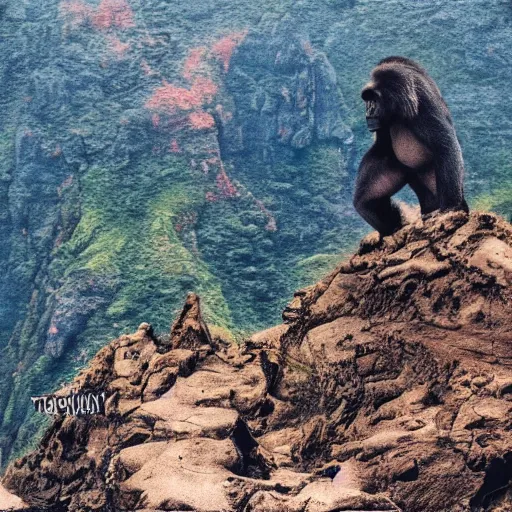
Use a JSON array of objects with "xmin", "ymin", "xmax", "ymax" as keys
[{"xmin": 361, "ymin": 58, "xmax": 422, "ymax": 132}]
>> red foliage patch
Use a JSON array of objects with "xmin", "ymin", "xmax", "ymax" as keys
[
  {"xmin": 211, "ymin": 31, "xmax": 248, "ymax": 72},
  {"xmin": 145, "ymin": 76, "xmax": 218, "ymax": 134},
  {"xmin": 145, "ymin": 81, "xmax": 206, "ymax": 113},
  {"xmin": 91, "ymin": 0, "xmax": 135, "ymax": 30},
  {"xmin": 190, "ymin": 77, "xmax": 218, "ymax": 104},
  {"xmin": 59, "ymin": 0, "xmax": 135, "ymax": 30},
  {"xmin": 183, "ymin": 47, "xmax": 207, "ymax": 80},
  {"xmin": 216, "ymin": 170, "xmax": 238, "ymax": 198},
  {"xmin": 59, "ymin": 0, "xmax": 93, "ymax": 27},
  {"xmin": 169, "ymin": 139, "xmax": 181, "ymax": 153},
  {"xmin": 189, "ymin": 112, "xmax": 215, "ymax": 130},
  {"xmin": 143, "ymin": 30, "xmax": 249, "ymax": 142}
]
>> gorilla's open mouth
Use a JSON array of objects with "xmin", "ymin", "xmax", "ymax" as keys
[{"xmin": 365, "ymin": 100, "xmax": 381, "ymax": 131}]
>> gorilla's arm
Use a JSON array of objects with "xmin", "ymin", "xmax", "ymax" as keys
[
  {"xmin": 410, "ymin": 113, "xmax": 467, "ymax": 212},
  {"xmin": 353, "ymin": 140, "xmax": 407, "ymax": 236}
]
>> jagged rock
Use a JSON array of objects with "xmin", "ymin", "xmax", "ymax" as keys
[
  {"xmin": 0, "ymin": 483, "xmax": 27, "ymax": 510},
  {"xmin": 3, "ymin": 211, "xmax": 512, "ymax": 511},
  {"xmin": 141, "ymin": 349, "xmax": 196, "ymax": 401},
  {"xmin": 168, "ymin": 292, "xmax": 213, "ymax": 350}
]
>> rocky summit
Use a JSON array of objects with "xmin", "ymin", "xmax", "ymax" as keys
[{"xmin": 2, "ymin": 210, "xmax": 512, "ymax": 512}]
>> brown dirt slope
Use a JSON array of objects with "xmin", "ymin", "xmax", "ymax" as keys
[{"xmin": 2, "ymin": 210, "xmax": 512, "ymax": 512}]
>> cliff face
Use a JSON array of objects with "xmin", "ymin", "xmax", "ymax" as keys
[{"xmin": 3, "ymin": 210, "xmax": 512, "ymax": 512}]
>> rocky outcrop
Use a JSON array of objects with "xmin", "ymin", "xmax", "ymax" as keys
[
  {"xmin": 168, "ymin": 292, "xmax": 213, "ymax": 350},
  {"xmin": 0, "ymin": 483, "xmax": 27, "ymax": 511},
  {"xmin": 2, "ymin": 210, "xmax": 512, "ymax": 511},
  {"xmin": 275, "ymin": 210, "xmax": 512, "ymax": 511}
]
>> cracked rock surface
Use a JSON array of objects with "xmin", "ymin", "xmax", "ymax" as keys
[{"xmin": 2, "ymin": 211, "xmax": 512, "ymax": 511}]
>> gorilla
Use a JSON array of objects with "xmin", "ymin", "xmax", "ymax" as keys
[{"xmin": 354, "ymin": 56, "xmax": 468, "ymax": 236}]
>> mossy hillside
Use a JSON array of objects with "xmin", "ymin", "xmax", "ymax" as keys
[
  {"xmin": 52, "ymin": 154, "xmax": 234, "ymax": 336},
  {"xmin": 198, "ymin": 143, "xmax": 365, "ymax": 330},
  {"xmin": 6, "ymin": 141, "xmax": 356, "ymax": 459},
  {"xmin": 471, "ymin": 148, "xmax": 512, "ymax": 220},
  {"xmin": 294, "ymin": 253, "xmax": 343, "ymax": 286}
]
